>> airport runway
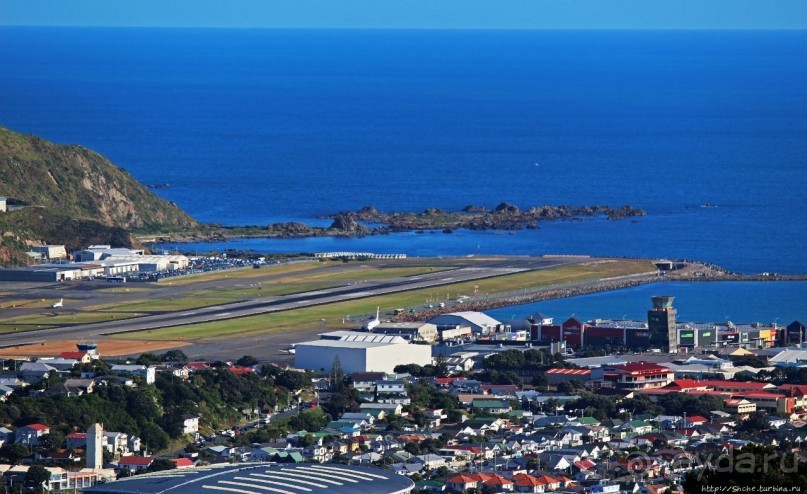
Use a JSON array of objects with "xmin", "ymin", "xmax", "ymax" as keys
[{"xmin": 0, "ymin": 256, "xmax": 582, "ymax": 349}]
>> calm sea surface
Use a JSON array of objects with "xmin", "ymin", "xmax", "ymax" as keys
[
  {"xmin": 486, "ymin": 281, "xmax": 806, "ymax": 326},
  {"xmin": 0, "ymin": 28, "xmax": 805, "ymax": 284}
]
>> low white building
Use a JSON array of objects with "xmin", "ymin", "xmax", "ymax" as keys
[
  {"xmin": 295, "ymin": 333, "xmax": 431, "ymax": 374},
  {"xmin": 111, "ymin": 364, "xmax": 156, "ymax": 384},
  {"xmin": 28, "ymin": 245, "xmax": 68, "ymax": 260}
]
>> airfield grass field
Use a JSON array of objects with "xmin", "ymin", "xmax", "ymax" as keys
[
  {"xmin": 0, "ymin": 311, "xmax": 141, "ymax": 333},
  {"xmin": 0, "ymin": 262, "xmax": 451, "ymax": 332},
  {"xmin": 115, "ymin": 258, "xmax": 654, "ymax": 342}
]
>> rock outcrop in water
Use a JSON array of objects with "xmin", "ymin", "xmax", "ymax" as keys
[{"xmin": 324, "ymin": 203, "xmax": 646, "ymax": 233}]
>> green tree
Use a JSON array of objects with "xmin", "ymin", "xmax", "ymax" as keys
[
  {"xmin": 136, "ymin": 353, "xmax": 162, "ymax": 366},
  {"xmin": 39, "ymin": 431, "xmax": 65, "ymax": 450},
  {"xmin": 683, "ymin": 445, "xmax": 807, "ymax": 491},
  {"xmin": 531, "ymin": 374, "xmax": 549, "ymax": 391},
  {"xmin": 330, "ymin": 356, "xmax": 345, "ymax": 391},
  {"xmin": 236, "ymin": 355, "xmax": 259, "ymax": 367},
  {"xmin": 25, "ymin": 465, "xmax": 51, "ymax": 494},
  {"xmin": 0, "ymin": 444, "xmax": 30, "ymax": 464},
  {"xmin": 738, "ymin": 411, "xmax": 769, "ymax": 433},
  {"xmin": 276, "ymin": 370, "xmax": 312, "ymax": 391},
  {"xmin": 161, "ymin": 350, "xmax": 189, "ymax": 363},
  {"xmin": 146, "ymin": 458, "xmax": 177, "ymax": 472}
]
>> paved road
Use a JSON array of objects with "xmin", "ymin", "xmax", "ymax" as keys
[{"xmin": 0, "ymin": 256, "xmax": 582, "ymax": 348}]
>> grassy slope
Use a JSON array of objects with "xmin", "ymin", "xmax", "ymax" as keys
[{"xmin": 0, "ymin": 125, "xmax": 197, "ymax": 230}]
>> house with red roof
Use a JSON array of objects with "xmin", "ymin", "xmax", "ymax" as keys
[
  {"xmin": 603, "ymin": 362, "xmax": 673, "ymax": 390},
  {"xmin": 440, "ymin": 444, "xmax": 489, "ymax": 460},
  {"xmin": 185, "ymin": 362, "xmax": 210, "ymax": 372},
  {"xmin": 446, "ymin": 474, "xmax": 478, "ymax": 492},
  {"xmin": 511, "ymin": 473, "xmax": 563, "ymax": 492},
  {"xmin": 116, "ymin": 455, "xmax": 155, "ymax": 473},
  {"xmin": 683, "ymin": 415, "xmax": 708, "ymax": 426},
  {"xmin": 172, "ymin": 457, "xmax": 195, "ymax": 469},
  {"xmin": 228, "ymin": 366, "xmax": 255, "ymax": 375},
  {"xmin": 618, "ymin": 455, "xmax": 662, "ymax": 477},
  {"xmin": 66, "ymin": 432, "xmax": 87, "ymax": 450},
  {"xmin": 663, "ymin": 379, "xmax": 710, "ymax": 392},
  {"xmin": 546, "ymin": 368, "xmax": 591, "ymax": 385},
  {"xmin": 59, "ymin": 351, "xmax": 92, "ymax": 363},
  {"xmin": 474, "ymin": 473, "xmax": 514, "ymax": 491},
  {"xmin": 15, "ymin": 423, "xmax": 50, "ymax": 446}
]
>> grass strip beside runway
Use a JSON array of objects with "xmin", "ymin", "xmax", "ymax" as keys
[{"xmin": 114, "ymin": 259, "xmax": 654, "ymax": 341}]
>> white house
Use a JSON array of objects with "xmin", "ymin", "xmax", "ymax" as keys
[
  {"xmin": 182, "ymin": 414, "xmax": 200, "ymax": 435},
  {"xmin": 111, "ymin": 364, "xmax": 156, "ymax": 384}
]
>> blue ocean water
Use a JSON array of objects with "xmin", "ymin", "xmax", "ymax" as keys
[
  {"xmin": 486, "ymin": 281, "xmax": 806, "ymax": 326},
  {"xmin": 0, "ymin": 28, "xmax": 806, "ymax": 276}
]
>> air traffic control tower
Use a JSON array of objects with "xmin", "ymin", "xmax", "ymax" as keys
[{"xmin": 648, "ymin": 296, "xmax": 677, "ymax": 353}]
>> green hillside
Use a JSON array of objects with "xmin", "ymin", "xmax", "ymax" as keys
[{"xmin": 0, "ymin": 126, "xmax": 198, "ymax": 265}]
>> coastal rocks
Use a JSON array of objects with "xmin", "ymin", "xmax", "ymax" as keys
[
  {"xmin": 422, "ymin": 208, "xmax": 446, "ymax": 216},
  {"xmin": 606, "ymin": 205, "xmax": 647, "ymax": 220},
  {"xmin": 494, "ymin": 202, "xmax": 520, "ymax": 214},
  {"xmin": 189, "ymin": 202, "xmax": 646, "ymax": 243},
  {"xmin": 265, "ymin": 222, "xmax": 314, "ymax": 236},
  {"xmin": 329, "ymin": 214, "xmax": 369, "ymax": 235}
]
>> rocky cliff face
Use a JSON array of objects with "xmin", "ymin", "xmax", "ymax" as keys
[{"xmin": 0, "ymin": 126, "xmax": 197, "ymax": 230}]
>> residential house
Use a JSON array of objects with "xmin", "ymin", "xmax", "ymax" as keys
[
  {"xmin": 182, "ymin": 414, "xmax": 200, "ymax": 435},
  {"xmin": 116, "ymin": 455, "xmax": 154, "ymax": 473},
  {"xmin": 472, "ymin": 399, "xmax": 512, "ymax": 414},
  {"xmin": 104, "ymin": 431, "xmax": 130, "ymax": 456},
  {"xmin": 66, "ymin": 432, "xmax": 87, "ymax": 450},
  {"xmin": 376, "ymin": 380, "xmax": 410, "ymax": 404},
  {"xmin": 127, "ymin": 435, "xmax": 141, "ymax": 453},
  {"xmin": 35, "ymin": 449, "xmax": 81, "ymax": 465},
  {"xmin": 0, "ymin": 427, "xmax": 14, "ymax": 447},
  {"xmin": 172, "ymin": 458, "xmax": 195, "ymax": 469},
  {"xmin": 20, "ymin": 362, "xmax": 56, "ymax": 382},
  {"xmin": 111, "ymin": 364, "xmax": 156, "ymax": 384},
  {"xmin": 410, "ymin": 453, "xmax": 447, "ymax": 470},
  {"xmin": 341, "ymin": 412, "xmax": 375, "ymax": 426},
  {"xmin": 59, "ymin": 352, "xmax": 93, "ymax": 364},
  {"xmin": 360, "ymin": 402, "xmax": 402, "ymax": 416},
  {"xmin": 446, "ymin": 474, "xmax": 479, "ymax": 492},
  {"xmin": 0, "ymin": 385, "xmax": 14, "ymax": 402},
  {"xmin": 15, "ymin": 423, "xmax": 50, "ymax": 446}
]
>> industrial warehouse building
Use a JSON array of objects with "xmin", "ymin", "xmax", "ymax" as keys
[
  {"xmin": 83, "ymin": 463, "xmax": 414, "ymax": 494},
  {"xmin": 295, "ymin": 332, "xmax": 432, "ymax": 374},
  {"xmin": 428, "ymin": 311, "xmax": 502, "ymax": 335}
]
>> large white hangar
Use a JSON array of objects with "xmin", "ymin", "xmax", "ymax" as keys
[
  {"xmin": 295, "ymin": 332, "xmax": 432, "ymax": 373},
  {"xmin": 83, "ymin": 463, "xmax": 414, "ymax": 494}
]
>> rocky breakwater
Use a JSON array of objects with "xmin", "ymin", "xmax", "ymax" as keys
[{"xmin": 325, "ymin": 202, "xmax": 646, "ymax": 233}]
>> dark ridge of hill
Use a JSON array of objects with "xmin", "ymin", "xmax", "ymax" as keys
[{"xmin": 0, "ymin": 125, "xmax": 196, "ymax": 230}]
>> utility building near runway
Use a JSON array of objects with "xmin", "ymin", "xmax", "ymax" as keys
[{"xmin": 295, "ymin": 332, "xmax": 432, "ymax": 373}]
